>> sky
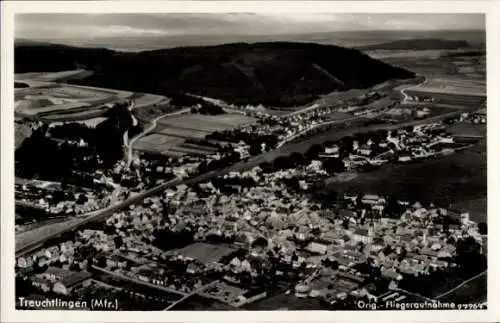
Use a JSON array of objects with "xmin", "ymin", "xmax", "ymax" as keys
[
  {"xmin": 15, "ymin": 13, "xmax": 485, "ymax": 50},
  {"xmin": 16, "ymin": 13, "xmax": 485, "ymax": 39}
]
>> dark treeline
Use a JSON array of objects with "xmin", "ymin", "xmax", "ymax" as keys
[
  {"xmin": 15, "ymin": 81, "xmax": 29, "ymax": 88},
  {"xmin": 190, "ymin": 104, "xmax": 226, "ymax": 115},
  {"xmin": 153, "ymin": 229, "xmax": 195, "ymax": 251},
  {"xmin": 15, "ymin": 102, "xmax": 134, "ymax": 181},
  {"xmin": 15, "ymin": 42, "xmax": 415, "ymax": 107},
  {"xmin": 440, "ymin": 51, "xmax": 485, "ymax": 59}
]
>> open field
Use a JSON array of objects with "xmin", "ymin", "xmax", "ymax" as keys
[
  {"xmin": 377, "ymin": 50, "xmax": 485, "ymax": 80},
  {"xmin": 48, "ymin": 117, "xmax": 108, "ymax": 128},
  {"xmin": 156, "ymin": 127, "xmax": 209, "ymax": 140},
  {"xmin": 451, "ymin": 197, "xmax": 487, "ymax": 222},
  {"xmin": 15, "ymin": 69, "xmax": 93, "ymax": 82},
  {"xmin": 173, "ymin": 243, "xmax": 237, "ymax": 264},
  {"xmin": 133, "ymin": 113, "xmax": 256, "ymax": 157},
  {"xmin": 14, "ymin": 83, "xmax": 132, "ymax": 119},
  {"xmin": 167, "ymin": 145, "xmax": 214, "ymax": 156},
  {"xmin": 366, "ymin": 49, "xmax": 448, "ymax": 60},
  {"xmin": 363, "ymin": 96, "xmax": 396, "ymax": 110},
  {"xmin": 180, "ymin": 142, "xmax": 218, "ymax": 153},
  {"xmin": 16, "ymin": 101, "xmax": 92, "ymax": 117},
  {"xmin": 39, "ymin": 107, "xmax": 110, "ymax": 122},
  {"xmin": 438, "ymin": 272, "xmax": 487, "ymax": 304},
  {"xmin": 158, "ymin": 114, "xmax": 256, "ymax": 132},
  {"xmin": 134, "ymin": 93, "xmax": 170, "ymax": 109},
  {"xmin": 402, "ymin": 77, "xmax": 486, "ymax": 107},
  {"xmin": 407, "ymin": 78, "xmax": 485, "ymax": 96},
  {"xmin": 447, "ymin": 123, "xmax": 486, "ymax": 138},
  {"xmin": 133, "ymin": 134, "xmax": 184, "ymax": 155}
]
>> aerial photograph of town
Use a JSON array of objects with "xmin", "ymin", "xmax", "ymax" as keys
[{"xmin": 12, "ymin": 12, "xmax": 487, "ymax": 311}]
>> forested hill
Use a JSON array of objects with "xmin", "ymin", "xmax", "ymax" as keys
[
  {"xmin": 356, "ymin": 38, "xmax": 471, "ymax": 51},
  {"xmin": 15, "ymin": 41, "xmax": 415, "ymax": 107}
]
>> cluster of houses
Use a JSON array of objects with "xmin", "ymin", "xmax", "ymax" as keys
[
  {"xmin": 16, "ymin": 126, "xmax": 484, "ymax": 307},
  {"xmin": 287, "ymin": 198, "xmax": 481, "ymax": 304},
  {"xmin": 29, "ymin": 267, "xmax": 92, "ymax": 296},
  {"xmin": 319, "ymin": 121, "xmax": 466, "ymax": 170},
  {"xmin": 460, "ymin": 109, "xmax": 486, "ymax": 124},
  {"xmin": 15, "ymin": 179, "xmax": 110, "ymax": 224}
]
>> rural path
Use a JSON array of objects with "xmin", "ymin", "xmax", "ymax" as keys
[
  {"xmin": 434, "ymin": 270, "xmax": 487, "ymax": 300},
  {"xmin": 126, "ymin": 107, "xmax": 191, "ymax": 168},
  {"xmin": 400, "ymin": 77, "xmax": 428, "ymax": 103}
]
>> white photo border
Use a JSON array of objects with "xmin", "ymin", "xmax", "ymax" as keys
[{"xmin": 2, "ymin": 1, "xmax": 499, "ymax": 322}]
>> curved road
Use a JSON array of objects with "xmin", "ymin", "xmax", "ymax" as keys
[
  {"xmin": 400, "ymin": 77, "xmax": 428, "ymax": 103},
  {"xmin": 126, "ymin": 108, "xmax": 191, "ymax": 168}
]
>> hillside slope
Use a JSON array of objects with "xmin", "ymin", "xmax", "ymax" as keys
[{"xmin": 15, "ymin": 41, "xmax": 415, "ymax": 106}]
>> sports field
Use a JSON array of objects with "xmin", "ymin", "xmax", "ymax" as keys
[{"xmin": 173, "ymin": 242, "xmax": 237, "ymax": 264}]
